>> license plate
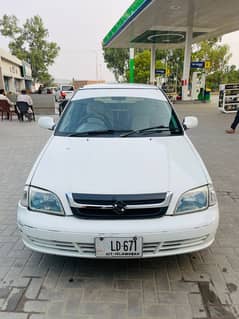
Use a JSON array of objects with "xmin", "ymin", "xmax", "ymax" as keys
[{"xmin": 95, "ymin": 237, "xmax": 142, "ymax": 258}]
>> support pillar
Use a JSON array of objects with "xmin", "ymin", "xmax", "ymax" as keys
[
  {"xmin": 150, "ymin": 45, "xmax": 156, "ymax": 84},
  {"xmin": 129, "ymin": 48, "xmax": 135, "ymax": 83},
  {"xmin": 182, "ymin": 27, "xmax": 193, "ymax": 100}
]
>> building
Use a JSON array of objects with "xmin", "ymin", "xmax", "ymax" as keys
[
  {"xmin": 0, "ymin": 48, "xmax": 32, "ymax": 93},
  {"xmin": 73, "ymin": 80, "xmax": 105, "ymax": 90}
]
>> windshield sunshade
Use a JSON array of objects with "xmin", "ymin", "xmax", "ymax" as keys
[{"xmin": 55, "ymin": 96, "xmax": 182, "ymax": 137}]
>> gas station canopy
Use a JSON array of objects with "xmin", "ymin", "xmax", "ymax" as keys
[
  {"xmin": 103, "ymin": 0, "xmax": 239, "ymax": 100},
  {"xmin": 103, "ymin": 0, "xmax": 239, "ymax": 49}
]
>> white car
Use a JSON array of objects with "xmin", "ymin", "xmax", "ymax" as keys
[
  {"xmin": 17, "ymin": 84, "xmax": 219, "ymax": 259},
  {"xmin": 55, "ymin": 84, "xmax": 74, "ymax": 102}
]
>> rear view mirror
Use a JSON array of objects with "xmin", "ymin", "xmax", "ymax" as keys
[
  {"xmin": 38, "ymin": 116, "xmax": 55, "ymax": 130},
  {"xmin": 183, "ymin": 116, "xmax": 198, "ymax": 130}
]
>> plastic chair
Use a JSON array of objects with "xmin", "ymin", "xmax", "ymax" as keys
[{"xmin": 0, "ymin": 100, "xmax": 18, "ymax": 120}]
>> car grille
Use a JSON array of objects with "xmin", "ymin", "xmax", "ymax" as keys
[
  {"xmin": 143, "ymin": 235, "xmax": 209, "ymax": 255},
  {"xmin": 24, "ymin": 234, "xmax": 210, "ymax": 257},
  {"xmin": 67, "ymin": 192, "xmax": 172, "ymax": 220},
  {"xmin": 24, "ymin": 235, "xmax": 95, "ymax": 255},
  {"xmin": 70, "ymin": 206, "xmax": 167, "ymax": 219}
]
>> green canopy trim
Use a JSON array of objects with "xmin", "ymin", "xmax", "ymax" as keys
[{"xmin": 103, "ymin": 0, "xmax": 152, "ymax": 47}]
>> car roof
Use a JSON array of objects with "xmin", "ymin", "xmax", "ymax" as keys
[
  {"xmin": 80, "ymin": 83, "xmax": 159, "ymax": 90},
  {"xmin": 72, "ymin": 83, "xmax": 167, "ymax": 101}
]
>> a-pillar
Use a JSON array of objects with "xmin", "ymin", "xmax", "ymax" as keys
[
  {"xmin": 150, "ymin": 45, "xmax": 156, "ymax": 84},
  {"xmin": 182, "ymin": 26, "xmax": 193, "ymax": 100}
]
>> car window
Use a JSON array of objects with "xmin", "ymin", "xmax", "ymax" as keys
[
  {"xmin": 55, "ymin": 96, "xmax": 182, "ymax": 136},
  {"xmin": 62, "ymin": 86, "xmax": 74, "ymax": 91}
]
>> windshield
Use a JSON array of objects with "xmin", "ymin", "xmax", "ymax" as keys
[{"xmin": 55, "ymin": 96, "xmax": 183, "ymax": 137}]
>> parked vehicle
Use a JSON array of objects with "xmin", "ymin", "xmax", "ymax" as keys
[
  {"xmin": 55, "ymin": 84, "xmax": 74, "ymax": 102},
  {"xmin": 41, "ymin": 87, "xmax": 57, "ymax": 95},
  {"xmin": 17, "ymin": 83, "xmax": 219, "ymax": 258}
]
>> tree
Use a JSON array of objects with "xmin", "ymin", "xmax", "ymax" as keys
[
  {"xmin": 103, "ymin": 46, "xmax": 184, "ymax": 87},
  {"xmin": 192, "ymin": 39, "xmax": 232, "ymax": 74},
  {"xmin": 206, "ymin": 65, "xmax": 239, "ymax": 90},
  {"xmin": 156, "ymin": 49, "xmax": 184, "ymax": 92},
  {"xmin": 103, "ymin": 38, "xmax": 236, "ymax": 91},
  {"xmin": 128, "ymin": 50, "xmax": 164, "ymax": 83},
  {"xmin": 192, "ymin": 38, "xmax": 233, "ymax": 90},
  {"xmin": 223, "ymin": 65, "xmax": 239, "ymax": 83},
  {"xmin": 134, "ymin": 50, "xmax": 151, "ymax": 83},
  {"xmin": 103, "ymin": 48, "xmax": 129, "ymax": 82},
  {"xmin": 0, "ymin": 14, "xmax": 60, "ymax": 84}
]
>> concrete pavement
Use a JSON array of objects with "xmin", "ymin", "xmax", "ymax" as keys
[{"xmin": 0, "ymin": 100, "xmax": 239, "ymax": 319}]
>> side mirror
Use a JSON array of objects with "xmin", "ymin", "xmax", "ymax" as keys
[
  {"xmin": 38, "ymin": 116, "xmax": 55, "ymax": 130},
  {"xmin": 183, "ymin": 116, "xmax": 198, "ymax": 130}
]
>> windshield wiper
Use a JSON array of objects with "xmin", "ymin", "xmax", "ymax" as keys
[
  {"xmin": 67, "ymin": 129, "xmax": 119, "ymax": 137},
  {"xmin": 120, "ymin": 125, "xmax": 181, "ymax": 137}
]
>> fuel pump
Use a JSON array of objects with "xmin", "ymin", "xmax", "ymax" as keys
[{"xmin": 191, "ymin": 72, "xmax": 206, "ymax": 100}]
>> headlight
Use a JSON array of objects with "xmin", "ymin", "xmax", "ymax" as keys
[
  {"xmin": 208, "ymin": 184, "xmax": 217, "ymax": 206},
  {"xmin": 175, "ymin": 185, "xmax": 210, "ymax": 215},
  {"xmin": 29, "ymin": 186, "xmax": 64, "ymax": 215},
  {"xmin": 20, "ymin": 186, "xmax": 29, "ymax": 207}
]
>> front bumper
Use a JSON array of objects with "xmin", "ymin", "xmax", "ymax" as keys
[{"xmin": 17, "ymin": 203, "xmax": 219, "ymax": 258}]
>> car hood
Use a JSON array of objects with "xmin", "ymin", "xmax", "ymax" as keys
[{"xmin": 31, "ymin": 136, "xmax": 208, "ymax": 197}]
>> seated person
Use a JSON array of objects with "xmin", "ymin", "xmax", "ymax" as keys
[
  {"xmin": 0, "ymin": 89, "xmax": 15, "ymax": 118},
  {"xmin": 16, "ymin": 89, "xmax": 34, "ymax": 120},
  {"xmin": 7, "ymin": 91, "xmax": 18, "ymax": 104},
  {"xmin": 0, "ymin": 89, "xmax": 14, "ymax": 105}
]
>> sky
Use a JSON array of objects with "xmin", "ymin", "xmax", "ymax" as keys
[
  {"xmin": 0, "ymin": 0, "xmax": 133, "ymax": 82},
  {"xmin": 1, "ymin": 0, "xmax": 239, "ymax": 82}
]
